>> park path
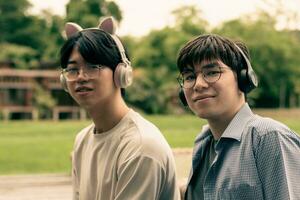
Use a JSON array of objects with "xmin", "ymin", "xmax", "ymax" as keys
[
  {"xmin": 0, "ymin": 174, "xmax": 72, "ymax": 200},
  {"xmin": 0, "ymin": 149, "xmax": 192, "ymax": 200}
]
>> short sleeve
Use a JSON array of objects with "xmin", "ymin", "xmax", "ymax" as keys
[{"xmin": 114, "ymin": 155, "xmax": 178, "ymax": 200}]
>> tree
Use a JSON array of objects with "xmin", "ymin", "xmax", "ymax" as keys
[
  {"xmin": 37, "ymin": 11, "xmax": 65, "ymax": 62},
  {"xmin": 0, "ymin": 0, "xmax": 48, "ymax": 53},
  {"xmin": 214, "ymin": 12, "xmax": 300, "ymax": 108},
  {"xmin": 0, "ymin": 0, "xmax": 31, "ymax": 43},
  {"xmin": 0, "ymin": 43, "xmax": 38, "ymax": 69},
  {"xmin": 65, "ymin": 0, "xmax": 122, "ymax": 28},
  {"xmin": 125, "ymin": 6, "xmax": 209, "ymax": 113},
  {"xmin": 172, "ymin": 5, "xmax": 208, "ymax": 35},
  {"xmin": 0, "ymin": 0, "xmax": 61, "ymax": 67}
]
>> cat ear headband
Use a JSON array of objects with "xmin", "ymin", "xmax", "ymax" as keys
[
  {"xmin": 63, "ymin": 16, "xmax": 133, "ymax": 89},
  {"xmin": 65, "ymin": 16, "xmax": 117, "ymax": 38}
]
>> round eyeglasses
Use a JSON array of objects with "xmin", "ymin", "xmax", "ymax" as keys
[
  {"xmin": 177, "ymin": 65, "xmax": 222, "ymax": 89},
  {"xmin": 62, "ymin": 64, "xmax": 104, "ymax": 81}
]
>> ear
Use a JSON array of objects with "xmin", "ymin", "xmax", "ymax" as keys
[
  {"xmin": 98, "ymin": 16, "xmax": 117, "ymax": 34},
  {"xmin": 65, "ymin": 22, "xmax": 83, "ymax": 39}
]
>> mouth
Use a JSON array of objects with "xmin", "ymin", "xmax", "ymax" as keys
[
  {"xmin": 192, "ymin": 95, "xmax": 215, "ymax": 102},
  {"xmin": 75, "ymin": 87, "xmax": 93, "ymax": 93}
]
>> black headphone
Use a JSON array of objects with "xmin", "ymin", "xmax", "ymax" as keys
[
  {"xmin": 179, "ymin": 89, "xmax": 188, "ymax": 106},
  {"xmin": 178, "ymin": 43, "xmax": 258, "ymax": 106},
  {"xmin": 234, "ymin": 44, "xmax": 258, "ymax": 94}
]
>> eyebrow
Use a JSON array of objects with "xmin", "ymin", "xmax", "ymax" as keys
[
  {"xmin": 182, "ymin": 67, "xmax": 193, "ymax": 73},
  {"xmin": 182, "ymin": 62, "xmax": 220, "ymax": 72},
  {"xmin": 201, "ymin": 62, "xmax": 220, "ymax": 69},
  {"xmin": 67, "ymin": 60, "xmax": 77, "ymax": 65}
]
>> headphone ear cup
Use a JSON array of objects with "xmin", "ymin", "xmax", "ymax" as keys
[
  {"xmin": 239, "ymin": 68, "xmax": 258, "ymax": 94},
  {"xmin": 60, "ymin": 74, "xmax": 69, "ymax": 92},
  {"xmin": 246, "ymin": 69, "xmax": 258, "ymax": 93},
  {"xmin": 234, "ymin": 43, "xmax": 258, "ymax": 94},
  {"xmin": 179, "ymin": 89, "xmax": 188, "ymax": 106},
  {"xmin": 238, "ymin": 69, "xmax": 248, "ymax": 93},
  {"xmin": 114, "ymin": 63, "xmax": 133, "ymax": 88}
]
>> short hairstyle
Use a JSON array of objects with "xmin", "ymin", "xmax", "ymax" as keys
[
  {"xmin": 177, "ymin": 34, "xmax": 250, "ymax": 74},
  {"xmin": 60, "ymin": 29, "xmax": 129, "ymax": 96},
  {"xmin": 60, "ymin": 29, "xmax": 125, "ymax": 70}
]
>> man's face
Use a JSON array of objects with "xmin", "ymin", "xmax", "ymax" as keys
[
  {"xmin": 65, "ymin": 47, "xmax": 116, "ymax": 109},
  {"xmin": 182, "ymin": 60, "xmax": 245, "ymax": 121}
]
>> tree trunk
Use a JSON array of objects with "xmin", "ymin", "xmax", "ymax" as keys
[{"xmin": 279, "ymin": 79, "xmax": 286, "ymax": 108}]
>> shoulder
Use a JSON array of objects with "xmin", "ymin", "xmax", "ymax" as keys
[
  {"xmin": 117, "ymin": 110, "xmax": 174, "ymax": 166},
  {"xmin": 247, "ymin": 115, "xmax": 296, "ymax": 138},
  {"xmin": 245, "ymin": 115, "xmax": 300, "ymax": 153},
  {"xmin": 73, "ymin": 123, "xmax": 93, "ymax": 149}
]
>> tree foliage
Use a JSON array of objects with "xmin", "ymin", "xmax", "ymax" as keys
[
  {"xmin": 0, "ymin": 0, "xmax": 122, "ymax": 66},
  {"xmin": 65, "ymin": 0, "xmax": 122, "ymax": 28},
  {"xmin": 0, "ymin": 0, "xmax": 123, "ymax": 115},
  {"xmin": 0, "ymin": 43, "xmax": 38, "ymax": 68},
  {"xmin": 214, "ymin": 12, "xmax": 300, "ymax": 107},
  {"xmin": 0, "ymin": 1, "xmax": 299, "ymax": 113},
  {"xmin": 125, "ymin": 6, "xmax": 300, "ymax": 112},
  {"xmin": 124, "ymin": 7, "xmax": 209, "ymax": 113}
]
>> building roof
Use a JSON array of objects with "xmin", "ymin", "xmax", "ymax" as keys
[{"xmin": 0, "ymin": 69, "xmax": 60, "ymax": 78}]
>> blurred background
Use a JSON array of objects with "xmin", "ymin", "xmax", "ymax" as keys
[
  {"xmin": 1, "ymin": 0, "xmax": 300, "ymax": 120},
  {"xmin": 0, "ymin": 1, "xmax": 300, "ymax": 198},
  {"xmin": 0, "ymin": 0, "xmax": 300, "ymax": 184}
]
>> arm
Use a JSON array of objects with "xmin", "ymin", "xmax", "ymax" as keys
[
  {"xmin": 114, "ymin": 155, "xmax": 178, "ymax": 200},
  {"xmin": 71, "ymin": 149, "xmax": 80, "ymax": 200},
  {"xmin": 179, "ymin": 182, "xmax": 187, "ymax": 200},
  {"xmin": 255, "ymin": 131, "xmax": 300, "ymax": 200}
]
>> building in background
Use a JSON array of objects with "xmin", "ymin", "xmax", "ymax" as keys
[{"xmin": 0, "ymin": 61, "xmax": 86, "ymax": 120}]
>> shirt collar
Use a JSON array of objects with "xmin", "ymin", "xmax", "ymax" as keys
[
  {"xmin": 221, "ymin": 103, "xmax": 254, "ymax": 141},
  {"xmin": 194, "ymin": 124, "xmax": 211, "ymax": 144},
  {"xmin": 194, "ymin": 103, "xmax": 255, "ymax": 145}
]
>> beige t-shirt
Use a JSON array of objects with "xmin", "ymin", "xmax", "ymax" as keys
[{"xmin": 72, "ymin": 109, "xmax": 179, "ymax": 200}]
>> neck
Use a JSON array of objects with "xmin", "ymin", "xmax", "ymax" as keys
[
  {"xmin": 87, "ymin": 96, "xmax": 130, "ymax": 134},
  {"xmin": 208, "ymin": 102, "xmax": 245, "ymax": 140},
  {"xmin": 207, "ymin": 119, "xmax": 230, "ymax": 140}
]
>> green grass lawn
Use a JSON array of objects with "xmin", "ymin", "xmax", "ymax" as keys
[{"xmin": 0, "ymin": 111, "xmax": 299, "ymax": 175}]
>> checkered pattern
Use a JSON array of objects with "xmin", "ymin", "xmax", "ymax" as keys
[{"xmin": 186, "ymin": 103, "xmax": 300, "ymax": 200}]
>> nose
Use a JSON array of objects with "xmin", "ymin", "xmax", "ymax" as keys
[
  {"xmin": 76, "ymin": 68, "xmax": 89, "ymax": 80},
  {"xmin": 193, "ymin": 73, "xmax": 208, "ymax": 90}
]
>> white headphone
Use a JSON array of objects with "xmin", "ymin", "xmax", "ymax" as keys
[
  {"xmin": 109, "ymin": 33, "xmax": 133, "ymax": 89},
  {"xmin": 60, "ymin": 16, "xmax": 133, "ymax": 92}
]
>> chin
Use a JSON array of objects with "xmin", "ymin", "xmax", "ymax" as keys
[
  {"xmin": 75, "ymin": 99, "xmax": 93, "ymax": 108},
  {"xmin": 193, "ymin": 109, "xmax": 215, "ymax": 119},
  {"xmin": 196, "ymin": 113, "xmax": 211, "ymax": 119}
]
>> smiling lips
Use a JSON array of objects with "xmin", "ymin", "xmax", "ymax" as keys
[
  {"xmin": 75, "ymin": 86, "xmax": 93, "ymax": 93},
  {"xmin": 192, "ymin": 95, "xmax": 215, "ymax": 102}
]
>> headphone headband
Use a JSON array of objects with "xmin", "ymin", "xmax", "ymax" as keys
[
  {"xmin": 234, "ymin": 43, "xmax": 258, "ymax": 93},
  {"xmin": 110, "ymin": 34, "xmax": 131, "ymax": 66},
  {"xmin": 178, "ymin": 41, "xmax": 259, "ymax": 106},
  {"xmin": 61, "ymin": 16, "xmax": 133, "ymax": 90}
]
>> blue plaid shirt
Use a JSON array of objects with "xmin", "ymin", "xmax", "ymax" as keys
[{"xmin": 186, "ymin": 103, "xmax": 300, "ymax": 200}]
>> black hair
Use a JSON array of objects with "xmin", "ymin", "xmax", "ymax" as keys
[
  {"xmin": 60, "ymin": 29, "xmax": 122, "ymax": 69},
  {"xmin": 177, "ymin": 34, "xmax": 250, "ymax": 75},
  {"xmin": 60, "ymin": 29, "xmax": 128, "ymax": 96}
]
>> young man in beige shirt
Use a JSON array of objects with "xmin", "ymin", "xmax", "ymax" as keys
[{"xmin": 59, "ymin": 17, "xmax": 179, "ymax": 200}]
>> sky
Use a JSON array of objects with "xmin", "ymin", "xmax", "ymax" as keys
[{"xmin": 28, "ymin": 0, "xmax": 300, "ymax": 36}]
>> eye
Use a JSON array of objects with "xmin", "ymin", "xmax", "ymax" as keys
[
  {"xmin": 66, "ymin": 67, "xmax": 79, "ymax": 74},
  {"xmin": 87, "ymin": 64, "xmax": 99, "ymax": 69},
  {"xmin": 207, "ymin": 70, "xmax": 219, "ymax": 76},
  {"xmin": 85, "ymin": 65, "xmax": 101, "ymax": 73},
  {"xmin": 203, "ymin": 68, "xmax": 220, "ymax": 77},
  {"xmin": 182, "ymin": 72, "xmax": 196, "ymax": 81}
]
